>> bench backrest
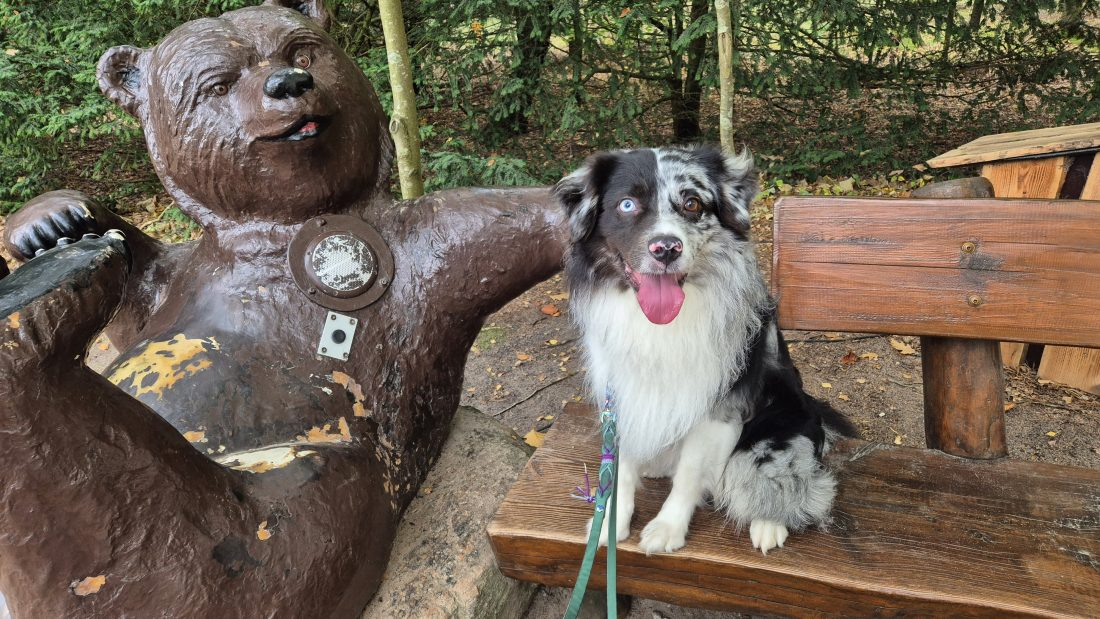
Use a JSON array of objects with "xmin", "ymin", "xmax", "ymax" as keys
[{"xmin": 772, "ymin": 196, "xmax": 1100, "ymax": 349}]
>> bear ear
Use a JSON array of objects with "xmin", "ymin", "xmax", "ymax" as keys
[
  {"xmin": 265, "ymin": 0, "xmax": 333, "ymax": 30},
  {"xmin": 97, "ymin": 46, "xmax": 147, "ymax": 118}
]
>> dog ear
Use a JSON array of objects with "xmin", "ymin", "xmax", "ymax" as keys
[
  {"xmin": 265, "ymin": 0, "xmax": 333, "ymax": 30},
  {"xmin": 711, "ymin": 146, "xmax": 758, "ymax": 235},
  {"xmin": 97, "ymin": 46, "xmax": 148, "ymax": 118},
  {"xmin": 553, "ymin": 152, "xmax": 619, "ymax": 243}
]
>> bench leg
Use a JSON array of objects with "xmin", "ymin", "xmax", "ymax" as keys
[{"xmin": 920, "ymin": 336, "xmax": 1007, "ymax": 459}]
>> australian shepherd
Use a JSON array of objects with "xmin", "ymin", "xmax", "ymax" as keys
[{"xmin": 554, "ymin": 145, "xmax": 855, "ymax": 555}]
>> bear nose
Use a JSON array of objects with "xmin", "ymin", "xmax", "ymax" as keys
[
  {"xmin": 264, "ymin": 67, "xmax": 315, "ymax": 99},
  {"xmin": 648, "ymin": 235, "xmax": 683, "ymax": 265}
]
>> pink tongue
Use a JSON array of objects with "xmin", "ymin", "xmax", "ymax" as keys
[
  {"xmin": 635, "ymin": 273, "xmax": 685, "ymax": 324},
  {"xmin": 298, "ymin": 121, "xmax": 319, "ymax": 134}
]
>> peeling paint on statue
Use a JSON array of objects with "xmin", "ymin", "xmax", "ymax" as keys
[{"xmin": 0, "ymin": 0, "xmax": 565, "ymax": 615}]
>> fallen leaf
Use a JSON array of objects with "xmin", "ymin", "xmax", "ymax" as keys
[
  {"xmin": 516, "ymin": 352, "xmax": 531, "ymax": 361},
  {"xmin": 1062, "ymin": 396, "xmax": 1073, "ymax": 404},
  {"xmin": 257, "ymin": 520, "xmax": 272, "ymax": 541},
  {"xmin": 1037, "ymin": 379, "xmax": 1054, "ymax": 385},
  {"xmin": 855, "ymin": 378, "xmax": 867, "ymax": 384},
  {"xmin": 524, "ymin": 430, "xmax": 546, "ymax": 448},
  {"xmin": 541, "ymin": 304, "xmax": 561, "ymax": 317},
  {"xmin": 820, "ymin": 382, "xmax": 832, "ymax": 389},
  {"xmin": 838, "ymin": 393, "xmax": 850, "ymax": 401},
  {"xmin": 889, "ymin": 338, "xmax": 916, "ymax": 355},
  {"xmin": 72, "ymin": 575, "xmax": 106, "ymax": 596},
  {"xmin": 859, "ymin": 352, "xmax": 879, "ymax": 360},
  {"xmin": 1003, "ymin": 402, "xmax": 1016, "ymax": 412},
  {"xmin": 1046, "ymin": 431, "xmax": 1058, "ymax": 437},
  {"xmin": 902, "ymin": 372, "xmax": 913, "ymax": 379},
  {"xmin": 183, "ymin": 431, "xmax": 205, "ymax": 443},
  {"xmin": 894, "ymin": 435, "xmax": 903, "ymax": 445},
  {"xmin": 550, "ymin": 292, "xmax": 569, "ymax": 301},
  {"xmin": 840, "ymin": 351, "xmax": 858, "ymax": 365},
  {"xmin": 546, "ymin": 339, "xmax": 559, "ymax": 346},
  {"xmin": 620, "ymin": 7, "xmax": 631, "ymax": 17}
]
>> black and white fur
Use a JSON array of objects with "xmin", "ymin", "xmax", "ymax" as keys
[{"xmin": 554, "ymin": 146, "xmax": 856, "ymax": 555}]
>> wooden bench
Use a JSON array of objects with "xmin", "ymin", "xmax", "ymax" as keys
[{"xmin": 488, "ymin": 195, "xmax": 1100, "ymax": 617}]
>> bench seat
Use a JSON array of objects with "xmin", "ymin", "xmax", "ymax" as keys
[{"xmin": 488, "ymin": 403, "xmax": 1100, "ymax": 618}]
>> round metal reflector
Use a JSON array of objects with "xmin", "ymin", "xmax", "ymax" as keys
[{"xmin": 289, "ymin": 215, "xmax": 394, "ymax": 311}]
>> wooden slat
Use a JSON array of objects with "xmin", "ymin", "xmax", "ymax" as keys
[
  {"xmin": 1038, "ymin": 155, "xmax": 1100, "ymax": 393},
  {"xmin": 981, "ymin": 157, "xmax": 1070, "ymax": 367},
  {"xmin": 928, "ymin": 122, "xmax": 1100, "ymax": 167},
  {"xmin": 772, "ymin": 197, "xmax": 1100, "ymax": 348},
  {"xmin": 488, "ymin": 404, "xmax": 1100, "ymax": 618},
  {"xmin": 981, "ymin": 157, "xmax": 1070, "ymax": 200}
]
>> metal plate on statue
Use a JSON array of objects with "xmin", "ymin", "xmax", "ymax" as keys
[
  {"xmin": 290, "ymin": 215, "xmax": 394, "ymax": 311},
  {"xmin": 317, "ymin": 311, "xmax": 358, "ymax": 360}
]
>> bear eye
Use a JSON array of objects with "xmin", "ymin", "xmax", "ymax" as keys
[
  {"xmin": 294, "ymin": 53, "xmax": 312, "ymax": 69},
  {"xmin": 618, "ymin": 198, "xmax": 639, "ymax": 214},
  {"xmin": 211, "ymin": 83, "xmax": 229, "ymax": 97},
  {"xmin": 683, "ymin": 197, "xmax": 702, "ymax": 213}
]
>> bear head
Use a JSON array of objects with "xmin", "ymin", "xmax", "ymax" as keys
[{"xmin": 96, "ymin": 0, "xmax": 394, "ymax": 225}]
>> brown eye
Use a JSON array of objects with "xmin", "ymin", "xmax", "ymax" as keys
[
  {"xmin": 212, "ymin": 84, "xmax": 229, "ymax": 97},
  {"xmin": 294, "ymin": 54, "xmax": 311, "ymax": 69},
  {"xmin": 683, "ymin": 197, "xmax": 702, "ymax": 213}
]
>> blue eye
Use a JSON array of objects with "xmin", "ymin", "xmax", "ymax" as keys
[{"xmin": 618, "ymin": 199, "xmax": 638, "ymax": 213}]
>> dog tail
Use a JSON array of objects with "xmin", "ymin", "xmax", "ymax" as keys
[{"xmin": 810, "ymin": 394, "xmax": 860, "ymax": 445}]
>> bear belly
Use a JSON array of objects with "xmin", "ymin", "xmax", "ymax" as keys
[{"xmin": 105, "ymin": 330, "xmax": 374, "ymax": 455}]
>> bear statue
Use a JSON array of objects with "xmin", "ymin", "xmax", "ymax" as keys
[{"xmin": 0, "ymin": 0, "xmax": 565, "ymax": 615}]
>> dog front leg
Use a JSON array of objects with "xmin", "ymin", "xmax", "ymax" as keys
[
  {"xmin": 588, "ymin": 455, "xmax": 638, "ymax": 546},
  {"xmin": 639, "ymin": 421, "xmax": 739, "ymax": 554}
]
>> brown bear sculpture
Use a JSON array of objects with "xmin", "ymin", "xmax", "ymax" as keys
[{"xmin": 0, "ymin": 0, "xmax": 565, "ymax": 615}]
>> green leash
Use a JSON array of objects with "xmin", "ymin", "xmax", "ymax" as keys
[{"xmin": 564, "ymin": 390, "xmax": 619, "ymax": 619}]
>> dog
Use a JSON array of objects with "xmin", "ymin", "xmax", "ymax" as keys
[{"xmin": 554, "ymin": 145, "xmax": 856, "ymax": 555}]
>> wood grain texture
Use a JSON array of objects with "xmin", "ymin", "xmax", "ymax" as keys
[
  {"xmin": 1001, "ymin": 342, "xmax": 1028, "ymax": 366},
  {"xmin": 980, "ymin": 158, "xmax": 1070, "ymax": 200},
  {"xmin": 1038, "ymin": 155, "xmax": 1100, "ymax": 392},
  {"xmin": 771, "ymin": 197, "xmax": 1100, "ymax": 348},
  {"xmin": 1038, "ymin": 345, "xmax": 1100, "ymax": 395},
  {"xmin": 488, "ymin": 404, "xmax": 1100, "ymax": 618},
  {"xmin": 928, "ymin": 122, "xmax": 1100, "ymax": 167},
  {"xmin": 921, "ymin": 337, "xmax": 1007, "ymax": 458}
]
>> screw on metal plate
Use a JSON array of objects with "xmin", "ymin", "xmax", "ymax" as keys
[
  {"xmin": 968, "ymin": 294, "xmax": 983, "ymax": 307},
  {"xmin": 961, "ymin": 241, "xmax": 977, "ymax": 254},
  {"xmin": 318, "ymin": 311, "xmax": 358, "ymax": 360}
]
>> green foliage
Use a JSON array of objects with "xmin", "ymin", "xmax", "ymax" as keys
[
  {"xmin": 0, "ymin": 0, "xmax": 252, "ymax": 213},
  {"xmin": 1, "ymin": 0, "xmax": 1097, "ymax": 212}
]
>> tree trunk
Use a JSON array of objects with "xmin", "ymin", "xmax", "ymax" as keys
[
  {"xmin": 715, "ymin": 0, "xmax": 735, "ymax": 150},
  {"xmin": 671, "ymin": 0, "xmax": 709, "ymax": 141},
  {"xmin": 378, "ymin": 0, "xmax": 424, "ymax": 199}
]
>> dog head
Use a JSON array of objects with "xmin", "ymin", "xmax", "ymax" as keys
[{"xmin": 554, "ymin": 146, "xmax": 758, "ymax": 324}]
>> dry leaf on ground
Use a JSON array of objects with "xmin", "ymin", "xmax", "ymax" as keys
[
  {"xmin": 889, "ymin": 338, "xmax": 917, "ymax": 355},
  {"xmin": 524, "ymin": 430, "xmax": 546, "ymax": 448}
]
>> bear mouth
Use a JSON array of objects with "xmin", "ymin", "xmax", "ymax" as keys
[{"xmin": 261, "ymin": 116, "xmax": 331, "ymax": 142}]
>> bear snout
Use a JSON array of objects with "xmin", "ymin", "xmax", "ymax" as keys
[{"xmin": 264, "ymin": 67, "xmax": 315, "ymax": 99}]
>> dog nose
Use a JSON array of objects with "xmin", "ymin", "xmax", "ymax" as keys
[
  {"xmin": 648, "ymin": 235, "xmax": 683, "ymax": 265},
  {"xmin": 264, "ymin": 68, "xmax": 315, "ymax": 99}
]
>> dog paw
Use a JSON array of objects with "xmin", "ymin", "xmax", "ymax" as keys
[
  {"xmin": 749, "ymin": 519, "xmax": 788, "ymax": 555},
  {"xmin": 639, "ymin": 517, "xmax": 687, "ymax": 555},
  {"xmin": 586, "ymin": 512, "xmax": 630, "ymax": 547}
]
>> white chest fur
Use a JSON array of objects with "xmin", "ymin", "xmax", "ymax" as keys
[{"xmin": 574, "ymin": 251, "xmax": 767, "ymax": 461}]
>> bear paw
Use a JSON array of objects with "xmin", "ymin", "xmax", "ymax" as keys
[
  {"xmin": 0, "ymin": 231, "xmax": 130, "ymax": 367},
  {"xmin": 3, "ymin": 190, "xmax": 102, "ymax": 261}
]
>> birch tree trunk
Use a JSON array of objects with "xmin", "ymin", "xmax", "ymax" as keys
[
  {"xmin": 378, "ymin": 0, "xmax": 425, "ymax": 199},
  {"xmin": 715, "ymin": 0, "xmax": 736, "ymax": 151}
]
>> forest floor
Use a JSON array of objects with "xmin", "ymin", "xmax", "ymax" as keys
[{"xmin": 2, "ymin": 176, "xmax": 1098, "ymax": 619}]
